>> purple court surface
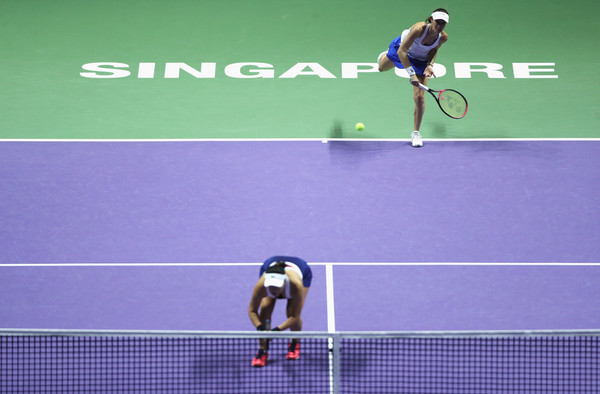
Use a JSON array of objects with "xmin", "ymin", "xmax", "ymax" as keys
[{"xmin": 1, "ymin": 141, "xmax": 599, "ymax": 331}]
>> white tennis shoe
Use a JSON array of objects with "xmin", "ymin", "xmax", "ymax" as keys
[{"xmin": 411, "ymin": 131, "xmax": 423, "ymax": 147}]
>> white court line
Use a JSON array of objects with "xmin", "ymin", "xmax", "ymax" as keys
[
  {"xmin": 317, "ymin": 262, "xmax": 600, "ymax": 266},
  {"xmin": 1, "ymin": 262, "xmax": 599, "ymax": 267},
  {"xmin": 325, "ymin": 264, "xmax": 336, "ymax": 333},
  {"xmin": 1, "ymin": 138, "xmax": 600, "ymax": 143}
]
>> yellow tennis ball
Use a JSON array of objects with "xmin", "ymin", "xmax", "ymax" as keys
[{"xmin": 355, "ymin": 122, "xmax": 364, "ymax": 131}]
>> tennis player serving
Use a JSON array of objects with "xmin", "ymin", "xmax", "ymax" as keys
[
  {"xmin": 378, "ymin": 8, "xmax": 450, "ymax": 147},
  {"xmin": 248, "ymin": 256, "xmax": 312, "ymax": 367}
]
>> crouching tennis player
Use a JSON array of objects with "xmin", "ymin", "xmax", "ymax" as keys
[{"xmin": 248, "ymin": 256, "xmax": 312, "ymax": 367}]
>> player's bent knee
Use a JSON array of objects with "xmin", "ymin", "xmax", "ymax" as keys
[
  {"xmin": 378, "ymin": 57, "xmax": 394, "ymax": 72},
  {"xmin": 414, "ymin": 94, "xmax": 425, "ymax": 106},
  {"xmin": 291, "ymin": 317, "xmax": 303, "ymax": 331},
  {"xmin": 378, "ymin": 63, "xmax": 394, "ymax": 72}
]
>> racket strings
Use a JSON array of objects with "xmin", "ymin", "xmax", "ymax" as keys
[{"xmin": 438, "ymin": 90, "xmax": 467, "ymax": 118}]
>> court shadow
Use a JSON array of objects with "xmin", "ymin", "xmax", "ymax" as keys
[
  {"xmin": 429, "ymin": 122, "xmax": 447, "ymax": 138},
  {"xmin": 338, "ymin": 344, "xmax": 372, "ymax": 387},
  {"xmin": 191, "ymin": 349, "xmax": 249, "ymax": 391},
  {"xmin": 326, "ymin": 121, "xmax": 406, "ymax": 170},
  {"xmin": 465, "ymin": 140, "xmax": 561, "ymax": 160},
  {"xmin": 329, "ymin": 121, "xmax": 344, "ymax": 139},
  {"xmin": 281, "ymin": 348, "xmax": 331, "ymax": 392}
]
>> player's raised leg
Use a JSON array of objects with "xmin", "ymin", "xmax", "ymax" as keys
[{"xmin": 378, "ymin": 51, "xmax": 395, "ymax": 72}]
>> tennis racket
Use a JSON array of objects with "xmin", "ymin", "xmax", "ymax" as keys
[{"xmin": 418, "ymin": 83, "xmax": 468, "ymax": 119}]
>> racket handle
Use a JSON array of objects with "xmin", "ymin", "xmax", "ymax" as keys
[
  {"xmin": 418, "ymin": 83, "xmax": 430, "ymax": 91},
  {"xmin": 265, "ymin": 319, "xmax": 271, "ymax": 330}
]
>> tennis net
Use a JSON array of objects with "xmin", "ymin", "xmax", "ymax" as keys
[{"xmin": 1, "ymin": 329, "xmax": 599, "ymax": 393}]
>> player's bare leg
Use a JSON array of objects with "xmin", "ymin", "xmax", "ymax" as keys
[
  {"xmin": 258, "ymin": 297, "xmax": 276, "ymax": 350},
  {"xmin": 411, "ymin": 75, "xmax": 427, "ymax": 147},
  {"xmin": 252, "ymin": 297, "xmax": 275, "ymax": 367},
  {"xmin": 378, "ymin": 52, "xmax": 394, "ymax": 72},
  {"xmin": 286, "ymin": 287, "xmax": 309, "ymax": 360}
]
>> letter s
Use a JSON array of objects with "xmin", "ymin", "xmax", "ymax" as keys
[{"xmin": 80, "ymin": 63, "xmax": 131, "ymax": 78}]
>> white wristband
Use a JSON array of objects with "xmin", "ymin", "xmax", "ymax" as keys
[{"xmin": 406, "ymin": 66, "xmax": 415, "ymax": 76}]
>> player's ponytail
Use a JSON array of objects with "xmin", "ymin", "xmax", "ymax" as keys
[{"xmin": 265, "ymin": 261, "xmax": 286, "ymax": 275}]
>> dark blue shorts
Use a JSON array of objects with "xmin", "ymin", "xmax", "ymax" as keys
[
  {"xmin": 386, "ymin": 35, "xmax": 428, "ymax": 75},
  {"xmin": 259, "ymin": 256, "xmax": 312, "ymax": 288}
]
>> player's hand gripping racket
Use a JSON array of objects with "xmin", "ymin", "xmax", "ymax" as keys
[{"xmin": 418, "ymin": 83, "xmax": 468, "ymax": 119}]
